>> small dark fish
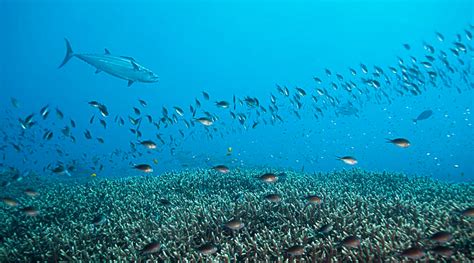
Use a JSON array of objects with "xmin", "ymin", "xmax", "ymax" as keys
[
  {"xmin": 24, "ymin": 113, "xmax": 34, "ymax": 124},
  {"xmin": 216, "ymin": 101, "xmax": 230, "ymax": 109},
  {"xmin": 21, "ymin": 206, "xmax": 39, "ymax": 217},
  {"xmin": 24, "ymin": 189, "xmax": 39, "ymax": 197},
  {"xmin": 52, "ymin": 165, "xmax": 67, "ymax": 175},
  {"xmin": 173, "ymin": 107, "xmax": 184, "ymax": 117},
  {"xmin": 318, "ymin": 223, "xmax": 333, "ymax": 234},
  {"xmin": 340, "ymin": 236, "xmax": 360, "ymax": 248},
  {"xmin": 11, "ymin": 143, "xmax": 21, "ymax": 152},
  {"xmin": 224, "ymin": 219, "xmax": 245, "ymax": 231},
  {"xmin": 92, "ymin": 214, "xmax": 107, "ymax": 226},
  {"xmin": 43, "ymin": 130, "xmax": 54, "ymax": 140},
  {"xmin": 134, "ymin": 164, "xmax": 153, "ymax": 173},
  {"xmin": 56, "ymin": 108, "xmax": 64, "ymax": 119},
  {"xmin": 325, "ymin": 68, "xmax": 332, "ymax": 76},
  {"xmin": 61, "ymin": 126, "xmax": 70, "ymax": 136},
  {"xmin": 133, "ymin": 107, "xmax": 141, "ymax": 115},
  {"xmin": 429, "ymin": 231, "xmax": 453, "ymax": 243},
  {"xmin": 399, "ymin": 247, "xmax": 425, "ymax": 260},
  {"xmin": 286, "ymin": 245, "xmax": 305, "ymax": 256},
  {"xmin": 459, "ymin": 207, "xmax": 474, "ymax": 217},
  {"xmin": 360, "ymin": 64, "xmax": 368, "ymax": 74},
  {"xmin": 386, "ymin": 138, "xmax": 410, "ymax": 148},
  {"xmin": 431, "ymin": 245, "xmax": 454, "ymax": 257},
  {"xmin": 264, "ymin": 193, "xmax": 281, "ymax": 203},
  {"xmin": 40, "ymin": 105, "xmax": 49, "ymax": 119},
  {"xmin": 140, "ymin": 140, "xmax": 157, "ymax": 149},
  {"xmin": 349, "ymin": 68, "xmax": 357, "ymax": 76},
  {"xmin": 295, "ymin": 87, "xmax": 306, "ymax": 96},
  {"xmin": 140, "ymin": 241, "xmax": 160, "ymax": 255},
  {"xmin": 162, "ymin": 107, "xmax": 168, "ymax": 117},
  {"xmin": 421, "ymin": 61, "xmax": 432, "ymax": 68},
  {"xmin": 84, "ymin": 130, "xmax": 92, "ymax": 140},
  {"xmin": 195, "ymin": 117, "xmax": 213, "ymax": 126},
  {"xmin": 98, "ymin": 105, "xmax": 109, "ymax": 117},
  {"xmin": 1, "ymin": 197, "xmax": 18, "ymax": 207},
  {"xmin": 197, "ymin": 243, "xmax": 217, "ymax": 255},
  {"xmin": 129, "ymin": 116, "xmax": 140, "ymax": 126},
  {"xmin": 158, "ymin": 199, "xmax": 171, "ymax": 206},
  {"xmin": 12, "ymin": 173, "xmax": 23, "ymax": 182},
  {"xmin": 88, "ymin": 101, "xmax": 101, "ymax": 108},
  {"xmin": 213, "ymin": 165, "xmax": 229, "ymax": 174},
  {"xmin": 97, "ymin": 138, "xmax": 104, "ymax": 144},
  {"xmin": 413, "ymin": 110, "xmax": 433, "ymax": 123},
  {"xmin": 435, "ymin": 32, "xmax": 444, "ymax": 42},
  {"xmin": 146, "ymin": 115, "xmax": 153, "ymax": 123},
  {"xmin": 465, "ymin": 29, "xmax": 472, "ymax": 40},
  {"xmin": 202, "ymin": 91, "xmax": 210, "ymax": 100},
  {"xmin": 11, "ymin": 97, "xmax": 19, "ymax": 108},
  {"xmin": 138, "ymin": 99, "xmax": 147, "ymax": 107},
  {"xmin": 403, "ymin": 43, "xmax": 411, "ymax": 50},
  {"xmin": 260, "ymin": 173, "xmax": 278, "ymax": 183},
  {"xmin": 305, "ymin": 195, "xmax": 322, "ymax": 205},
  {"xmin": 99, "ymin": 119, "xmax": 107, "ymax": 129},
  {"xmin": 337, "ymin": 156, "xmax": 357, "ymax": 165}
]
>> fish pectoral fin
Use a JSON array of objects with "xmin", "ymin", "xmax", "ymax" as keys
[
  {"xmin": 131, "ymin": 61, "xmax": 140, "ymax": 71},
  {"xmin": 95, "ymin": 69, "xmax": 101, "ymax": 74},
  {"xmin": 128, "ymin": 80, "xmax": 134, "ymax": 87},
  {"xmin": 104, "ymin": 48, "xmax": 111, "ymax": 55}
]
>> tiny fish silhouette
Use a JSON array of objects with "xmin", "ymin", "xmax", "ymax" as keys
[{"xmin": 413, "ymin": 110, "xmax": 433, "ymax": 123}]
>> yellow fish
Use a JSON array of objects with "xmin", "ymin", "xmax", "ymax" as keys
[
  {"xmin": 153, "ymin": 159, "xmax": 159, "ymax": 164},
  {"xmin": 91, "ymin": 173, "xmax": 97, "ymax": 177},
  {"xmin": 226, "ymin": 147, "xmax": 232, "ymax": 156}
]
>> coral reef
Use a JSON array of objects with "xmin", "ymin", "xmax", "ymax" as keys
[{"xmin": 0, "ymin": 168, "xmax": 472, "ymax": 262}]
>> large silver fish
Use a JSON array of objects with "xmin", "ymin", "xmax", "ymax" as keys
[{"xmin": 59, "ymin": 38, "xmax": 159, "ymax": 87}]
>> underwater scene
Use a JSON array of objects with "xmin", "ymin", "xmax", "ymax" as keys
[{"xmin": 1, "ymin": 0, "xmax": 473, "ymax": 262}]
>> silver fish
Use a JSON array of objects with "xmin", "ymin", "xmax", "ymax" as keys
[{"xmin": 59, "ymin": 39, "xmax": 159, "ymax": 87}]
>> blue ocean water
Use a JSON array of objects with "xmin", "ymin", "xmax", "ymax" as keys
[{"xmin": 1, "ymin": 0, "xmax": 473, "ymax": 182}]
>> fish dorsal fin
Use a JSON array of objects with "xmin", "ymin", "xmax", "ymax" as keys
[
  {"xmin": 131, "ymin": 60, "xmax": 139, "ymax": 71},
  {"xmin": 104, "ymin": 48, "xmax": 111, "ymax": 55},
  {"xmin": 128, "ymin": 80, "xmax": 134, "ymax": 87},
  {"xmin": 121, "ymin": 56, "xmax": 136, "ymax": 61}
]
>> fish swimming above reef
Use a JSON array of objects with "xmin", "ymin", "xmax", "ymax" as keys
[
  {"xmin": 413, "ymin": 110, "xmax": 433, "ymax": 123},
  {"xmin": 58, "ymin": 38, "xmax": 159, "ymax": 87},
  {"xmin": 386, "ymin": 138, "xmax": 411, "ymax": 148},
  {"xmin": 337, "ymin": 156, "xmax": 358, "ymax": 165},
  {"xmin": 335, "ymin": 102, "xmax": 359, "ymax": 117}
]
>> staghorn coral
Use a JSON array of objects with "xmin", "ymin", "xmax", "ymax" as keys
[{"xmin": 0, "ymin": 168, "xmax": 472, "ymax": 262}]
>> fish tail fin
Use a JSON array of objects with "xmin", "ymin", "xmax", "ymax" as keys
[
  {"xmin": 58, "ymin": 38, "xmax": 74, "ymax": 68},
  {"xmin": 412, "ymin": 119, "xmax": 417, "ymax": 124},
  {"xmin": 385, "ymin": 138, "xmax": 392, "ymax": 143}
]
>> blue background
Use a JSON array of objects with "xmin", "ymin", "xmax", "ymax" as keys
[{"xmin": 1, "ymin": 0, "xmax": 473, "ymax": 182}]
